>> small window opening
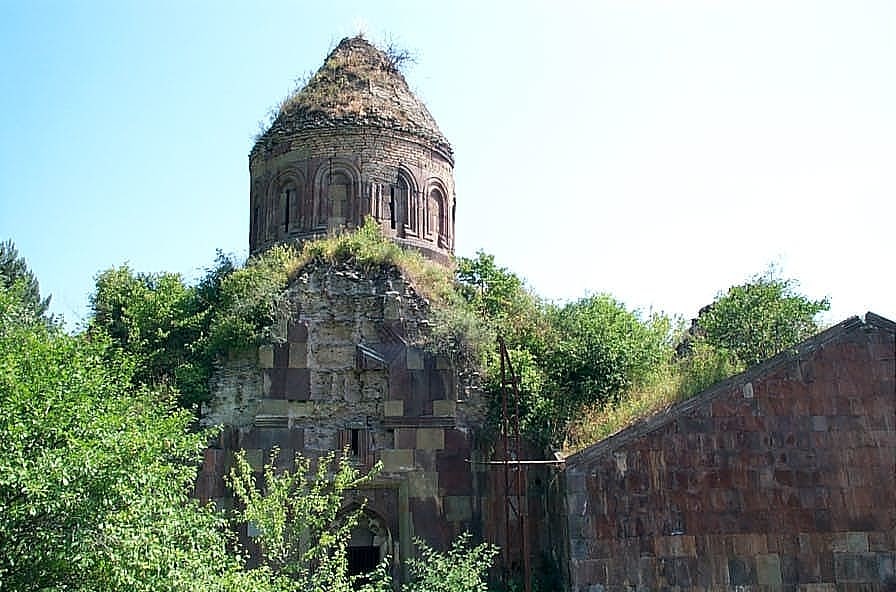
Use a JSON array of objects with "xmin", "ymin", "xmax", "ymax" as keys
[
  {"xmin": 283, "ymin": 189, "xmax": 290, "ymax": 233},
  {"xmin": 389, "ymin": 187, "xmax": 396, "ymax": 229},
  {"xmin": 350, "ymin": 428, "xmax": 361, "ymax": 457}
]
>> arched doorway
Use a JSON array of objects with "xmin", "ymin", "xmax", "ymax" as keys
[{"xmin": 347, "ymin": 510, "xmax": 391, "ymax": 581}]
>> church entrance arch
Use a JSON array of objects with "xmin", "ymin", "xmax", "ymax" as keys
[{"xmin": 346, "ymin": 509, "xmax": 391, "ymax": 581}]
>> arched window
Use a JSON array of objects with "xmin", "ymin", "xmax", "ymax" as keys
[
  {"xmin": 427, "ymin": 187, "xmax": 446, "ymax": 242},
  {"xmin": 279, "ymin": 182, "xmax": 297, "ymax": 234},
  {"xmin": 392, "ymin": 172, "xmax": 415, "ymax": 234},
  {"xmin": 327, "ymin": 170, "xmax": 351, "ymax": 229}
]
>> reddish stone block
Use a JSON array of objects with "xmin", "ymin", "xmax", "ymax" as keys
[
  {"xmin": 284, "ymin": 368, "xmax": 310, "ymax": 400},
  {"xmin": 287, "ymin": 320, "xmax": 307, "ymax": 343},
  {"xmin": 272, "ymin": 343, "xmax": 289, "ymax": 368}
]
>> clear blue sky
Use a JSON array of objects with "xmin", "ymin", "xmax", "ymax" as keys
[{"xmin": 2, "ymin": 1, "xmax": 894, "ymax": 328}]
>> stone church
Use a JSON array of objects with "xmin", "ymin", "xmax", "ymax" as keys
[
  {"xmin": 195, "ymin": 36, "xmax": 896, "ymax": 590},
  {"xmin": 197, "ymin": 36, "xmax": 486, "ymax": 582}
]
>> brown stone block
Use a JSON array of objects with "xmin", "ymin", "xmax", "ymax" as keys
[
  {"xmin": 732, "ymin": 533, "xmax": 769, "ymax": 556},
  {"xmin": 284, "ymin": 368, "xmax": 310, "ymax": 400},
  {"xmin": 712, "ymin": 398, "xmax": 737, "ymax": 417},
  {"xmin": 394, "ymin": 428, "xmax": 415, "ymax": 449},
  {"xmin": 442, "ymin": 428, "xmax": 467, "ymax": 451},
  {"xmin": 795, "ymin": 553, "xmax": 821, "ymax": 584},
  {"xmin": 287, "ymin": 320, "xmax": 307, "ymax": 343},
  {"xmin": 408, "ymin": 369, "xmax": 431, "ymax": 401},
  {"xmin": 809, "ymin": 392, "xmax": 837, "ymax": 416},
  {"xmin": 272, "ymin": 343, "xmax": 289, "ymax": 368},
  {"xmin": 439, "ymin": 470, "xmax": 471, "ymax": 495}
]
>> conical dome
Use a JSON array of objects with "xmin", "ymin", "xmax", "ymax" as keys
[
  {"xmin": 254, "ymin": 36, "xmax": 451, "ymax": 156},
  {"xmin": 248, "ymin": 37, "xmax": 456, "ymax": 264}
]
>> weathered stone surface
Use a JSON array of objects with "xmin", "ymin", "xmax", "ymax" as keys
[
  {"xmin": 383, "ymin": 400, "xmax": 403, "ymax": 417},
  {"xmin": 432, "ymin": 399, "xmax": 456, "ymax": 417},
  {"xmin": 248, "ymin": 37, "xmax": 456, "ymax": 265},
  {"xmin": 563, "ymin": 315, "xmax": 896, "ymax": 592},
  {"xmin": 415, "ymin": 428, "xmax": 444, "ymax": 450},
  {"xmin": 203, "ymin": 260, "xmax": 486, "ymax": 576}
]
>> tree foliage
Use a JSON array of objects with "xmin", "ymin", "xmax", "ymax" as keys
[
  {"xmin": 403, "ymin": 533, "xmax": 498, "ymax": 592},
  {"xmin": 228, "ymin": 449, "xmax": 387, "ymax": 592},
  {"xmin": 89, "ymin": 252, "xmax": 239, "ymax": 409},
  {"xmin": 0, "ymin": 282, "xmax": 252, "ymax": 592},
  {"xmin": 696, "ymin": 268, "xmax": 830, "ymax": 367},
  {"xmin": 0, "ymin": 239, "xmax": 50, "ymax": 319},
  {"xmin": 455, "ymin": 252, "xmax": 673, "ymax": 449}
]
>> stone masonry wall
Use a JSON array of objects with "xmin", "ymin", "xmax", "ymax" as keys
[
  {"xmin": 249, "ymin": 126, "xmax": 455, "ymax": 263},
  {"xmin": 564, "ymin": 314, "xmax": 896, "ymax": 592},
  {"xmin": 197, "ymin": 262, "xmax": 486, "ymax": 577}
]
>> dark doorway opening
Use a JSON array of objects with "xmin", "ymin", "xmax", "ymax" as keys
[{"xmin": 347, "ymin": 545, "xmax": 380, "ymax": 577}]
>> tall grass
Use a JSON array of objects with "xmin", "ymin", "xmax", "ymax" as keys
[{"xmin": 563, "ymin": 344, "xmax": 744, "ymax": 454}]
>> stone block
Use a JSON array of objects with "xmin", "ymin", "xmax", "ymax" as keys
[
  {"xmin": 834, "ymin": 552, "xmax": 880, "ymax": 582},
  {"xmin": 393, "ymin": 428, "xmax": 416, "ymax": 449},
  {"xmin": 285, "ymin": 369, "xmax": 310, "ymax": 400},
  {"xmin": 444, "ymin": 495, "xmax": 472, "ymax": 522},
  {"xmin": 288, "ymin": 343, "xmax": 307, "ymax": 368},
  {"xmin": 314, "ymin": 345, "xmax": 354, "ymax": 368},
  {"xmin": 383, "ymin": 292, "xmax": 401, "ymax": 320},
  {"xmin": 727, "ymin": 557, "xmax": 755, "ymax": 586},
  {"xmin": 432, "ymin": 399, "xmax": 456, "ymax": 417},
  {"xmin": 407, "ymin": 471, "xmax": 439, "ymax": 498},
  {"xmin": 416, "ymin": 428, "xmax": 445, "ymax": 450},
  {"xmin": 380, "ymin": 449, "xmax": 414, "ymax": 472},
  {"xmin": 406, "ymin": 347, "xmax": 424, "ymax": 370},
  {"xmin": 756, "ymin": 553, "xmax": 782, "ymax": 586},
  {"xmin": 259, "ymin": 399, "xmax": 289, "ymax": 416},
  {"xmin": 258, "ymin": 345, "xmax": 274, "ymax": 368},
  {"xmin": 846, "ymin": 532, "xmax": 869, "ymax": 553},
  {"xmin": 263, "ymin": 371, "xmax": 272, "ymax": 396},
  {"xmin": 384, "ymin": 400, "xmax": 404, "ymax": 417},
  {"xmin": 287, "ymin": 321, "xmax": 307, "ymax": 343},
  {"xmin": 288, "ymin": 401, "xmax": 311, "ymax": 417}
]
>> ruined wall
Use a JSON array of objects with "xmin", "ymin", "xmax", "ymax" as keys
[
  {"xmin": 196, "ymin": 262, "xmax": 486, "ymax": 576},
  {"xmin": 564, "ymin": 314, "xmax": 896, "ymax": 592}
]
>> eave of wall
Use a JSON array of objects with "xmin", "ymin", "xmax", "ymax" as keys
[{"xmin": 565, "ymin": 312, "xmax": 895, "ymax": 470}]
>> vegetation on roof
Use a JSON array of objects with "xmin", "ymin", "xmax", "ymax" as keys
[{"xmin": 256, "ymin": 36, "xmax": 447, "ymax": 149}]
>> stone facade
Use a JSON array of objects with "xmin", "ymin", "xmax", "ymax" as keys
[
  {"xmin": 563, "ymin": 313, "xmax": 896, "ymax": 592},
  {"xmin": 198, "ymin": 262, "xmax": 487, "ymax": 578},
  {"xmin": 249, "ymin": 36, "xmax": 455, "ymax": 264}
]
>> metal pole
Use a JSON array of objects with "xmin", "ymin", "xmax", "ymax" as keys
[
  {"xmin": 505, "ymin": 340, "xmax": 531, "ymax": 592},
  {"xmin": 500, "ymin": 342, "xmax": 511, "ymax": 586}
]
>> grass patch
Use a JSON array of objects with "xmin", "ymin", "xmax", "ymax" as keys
[{"xmin": 562, "ymin": 343, "xmax": 744, "ymax": 455}]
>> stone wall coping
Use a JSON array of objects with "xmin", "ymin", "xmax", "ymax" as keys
[{"xmin": 565, "ymin": 312, "xmax": 894, "ymax": 470}]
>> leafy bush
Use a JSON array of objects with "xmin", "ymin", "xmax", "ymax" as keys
[
  {"xmin": 228, "ymin": 448, "xmax": 387, "ymax": 592},
  {"xmin": 403, "ymin": 532, "xmax": 498, "ymax": 592},
  {"xmin": 0, "ymin": 282, "xmax": 249, "ymax": 592},
  {"xmin": 696, "ymin": 267, "xmax": 829, "ymax": 366},
  {"xmin": 677, "ymin": 340, "xmax": 743, "ymax": 397}
]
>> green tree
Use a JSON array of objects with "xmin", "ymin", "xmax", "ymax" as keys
[
  {"xmin": 0, "ymin": 282, "xmax": 254, "ymax": 592},
  {"xmin": 0, "ymin": 239, "xmax": 50, "ymax": 319},
  {"xmin": 89, "ymin": 252, "xmax": 238, "ymax": 409},
  {"xmin": 696, "ymin": 268, "xmax": 830, "ymax": 366},
  {"xmin": 537, "ymin": 295, "xmax": 672, "ymax": 445},
  {"xmin": 228, "ymin": 448, "xmax": 387, "ymax": 592},
  {"xmin": 403, "ymin": 533, "xmax": 498, "ymax": 592}
]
